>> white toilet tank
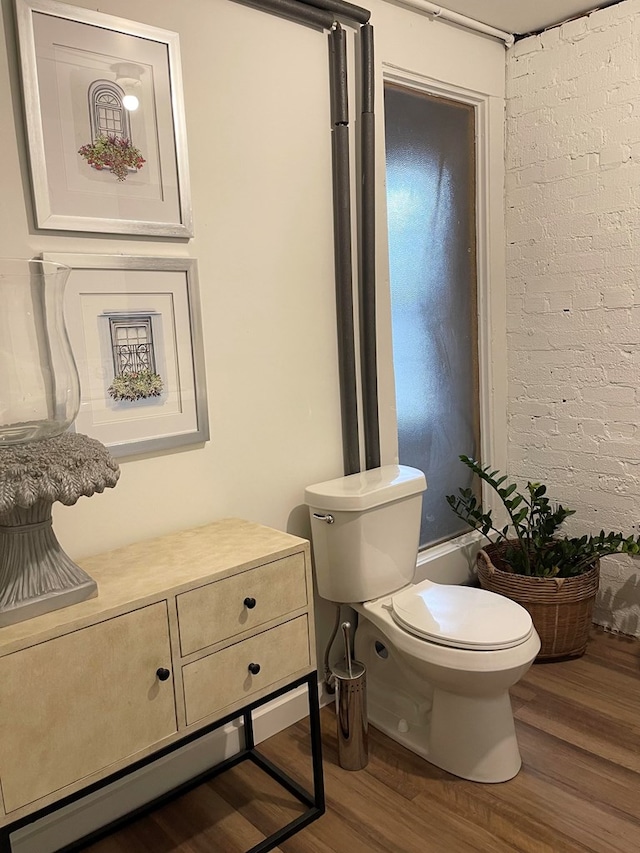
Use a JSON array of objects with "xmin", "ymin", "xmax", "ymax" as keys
[{"xmin": 304, "ymin": 465, "xmax": 427, "ymax": 603}]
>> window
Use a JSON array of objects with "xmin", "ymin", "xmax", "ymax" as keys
[
  {"xmin": 109, "ymin": 315, "xmax": 156, "ymax": 376},
  {"xmin": 88, "ymin": 80, "xmax": 131, "ymax": 141},
  {"xmin": 384, "ymin": 83, "xmax": 480, "ymax": 550}
]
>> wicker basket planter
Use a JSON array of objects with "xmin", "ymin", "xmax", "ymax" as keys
[{"xmin": 477, "ymin": 541, "xmax": 600, "ymax": 661}]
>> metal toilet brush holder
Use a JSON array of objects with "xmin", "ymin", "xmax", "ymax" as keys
[{"xmin": 332, "ymin": 621, "xmax": 368, "ymax": 771}]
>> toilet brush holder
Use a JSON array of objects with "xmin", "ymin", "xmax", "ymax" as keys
[{"xmin": 332, "ymin": 622, "xmax": 368, "ymax": 770}]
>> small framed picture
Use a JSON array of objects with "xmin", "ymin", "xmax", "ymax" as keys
[
  {"xmin": 44, "ymin": 253, "xmax": 209, "ymax": 458},
  {"xmin": 16, "ymin": 0, "xmax": 193, "ymax": 237}
]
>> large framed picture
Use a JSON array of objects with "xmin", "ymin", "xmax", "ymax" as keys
[
  {"xmin": 44, "ymin": 253, "xmax": 209, "ymax": 458},
  {"xmin": 16, "ymin": 0, "xmax": 193, "ymax": 237}
]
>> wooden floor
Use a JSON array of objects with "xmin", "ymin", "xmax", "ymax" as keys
[{"xmin": 82, "ymin": 628, "xmax": 640, "ymax": 853}]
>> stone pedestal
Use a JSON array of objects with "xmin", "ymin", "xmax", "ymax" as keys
[{"xmin": 0, "ymin": 433, "xmax": 120, "ymax": 626}]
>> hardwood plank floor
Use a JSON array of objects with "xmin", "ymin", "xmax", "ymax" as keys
[{"xmin": 81, "ymin": 627, "xmax": 640, "ymax": 853}]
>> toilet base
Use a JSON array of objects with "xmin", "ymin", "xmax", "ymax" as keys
[
  {"xmin": 430, "ymin": 688, "xmax": 521, "ymax": 782},
  {"xmin": 367, "ymin": 686, "xmax": 521, "ymax": 783}
]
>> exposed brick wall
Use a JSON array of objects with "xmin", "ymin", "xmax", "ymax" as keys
[{"xmin": 505, "ymin": 0, "xmax": 640, "ymax": 635}]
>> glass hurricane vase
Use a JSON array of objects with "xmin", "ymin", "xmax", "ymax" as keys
[{"xmin": 0, "ymin": 258, "xmax": 80, "ymax": 445}]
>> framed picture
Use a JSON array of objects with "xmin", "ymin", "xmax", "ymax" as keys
[
  {"xmin": 44, "ymin": 253, "xmax": 209, "ymax": 458},
  {"xmin": 16, "ymin": 0, "xmax": 193, "ymax": 237}
]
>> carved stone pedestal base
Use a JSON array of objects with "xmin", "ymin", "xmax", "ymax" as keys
[
  {"xmin": 0, "ymin": 433, "xmax": 119, "ymax": 626},
  {"xmin": 0, "ymin": 501, "xmax": 97, "ymax": 626}
]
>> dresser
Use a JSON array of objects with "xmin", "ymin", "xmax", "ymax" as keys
[{"xmin": 0, "ymin": 518, "xmax": 324, "ymax": 852}]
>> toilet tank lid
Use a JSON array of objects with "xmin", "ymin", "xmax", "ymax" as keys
[{"xmin": 304, "ymin": 465, "xmax": 426, "ymax": 511}]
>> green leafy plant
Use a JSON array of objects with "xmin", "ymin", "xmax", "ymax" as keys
[
  {"xmin": 78, "ymin": 134, "xmax": 146, "ymax": 181},
  {"xmin": 108, "ymin": 370, "xmax": 163, "ymax": 402},
  {"xmin": 446, "ymin": 455, "xmax": 640, "ymax": 578}
]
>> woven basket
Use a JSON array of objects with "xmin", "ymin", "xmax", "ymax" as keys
[{"xmin": 477, "ymin": 541, "xmax": 600, "ymax": 661}]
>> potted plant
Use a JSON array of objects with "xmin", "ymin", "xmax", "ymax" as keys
[
  {"xmin": 78, "ymin": 134, "xmax": 146, "ymax": 182},
  {"xmin": 446, "ymin": 455, "xmax": 640, "ymax": 660}
]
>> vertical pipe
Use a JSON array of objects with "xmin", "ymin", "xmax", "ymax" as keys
[
  {"xmin": 360, "ymin": 22, "xmax": 374, "ymax": 114},
  {"xmin": 359, "ymin": 23, "xmax": 380, "ymax": 470},
  {"xmin": 330, "ymin": 25, "xmax": 349, "ymax": 125},
  {"xmin": 329, "ymin": 25, "xmax": 360, "ymax": 475}
]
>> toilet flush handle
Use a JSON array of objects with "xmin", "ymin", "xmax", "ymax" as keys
[{"xmin": 313, "ymin": 512, "xmax": 335, "ymax": 524}]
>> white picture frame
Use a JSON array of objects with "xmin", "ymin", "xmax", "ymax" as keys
[
  {"xmin": 16, "ymin": 0, "xmax": 193, "ymax": 237},
  {"xmin": 44, "ymin": 253, "xmax": 209, "ymax": 458}
]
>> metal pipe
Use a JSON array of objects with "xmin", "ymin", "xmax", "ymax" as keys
[
  {"xmin": 341, "ymin": 621, "xmax": 354, "ymax": 677},
  {"xmin": 329, "ymin": 25, "xmax": 360, "ymax": 475},
  {"xmin": 323, "ymin": 603, "xmax": 341, "ymax": 692},
  {"xmin": 238, "ymin": 0, "xmax": 370, "ymax": 26},
  {"xmin": 394, "ymin": 0, "xmax": 514, "ymax": 46},
  {"xmin": 358, "ymin": 23, "xmax": 380, "ymax": 470},
  {"xmin": 360, "ymin": 22, "xmax": 374, "ymax": 114},
  {"xmin": 332, "ymin": 123, "xmax": 360, "ymax": 476},
  {"xmin": 304, "ymin": 0, "xmax": 370, "ymax": 24},
  {"xmin": 329, "ymin": 24, "xmax": 348, "ymax": 124},
  {"xmin": 236, "ymin": 0, "xmax": 335, "ymax": 28}
]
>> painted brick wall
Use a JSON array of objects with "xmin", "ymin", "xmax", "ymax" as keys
[{"xmin": 505, "ymin": 0, "xmax": 640, "ymax": 635}]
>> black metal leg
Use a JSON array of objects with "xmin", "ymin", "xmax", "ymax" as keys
[
  {"xmin": 245, "ymin": 672, "xmax": 325, "ymax": 853},
  {"xmin": 244, "ymin": 708, "xmax": 255, "ymax": 751},
  {"xmin": 307, "ymin": 673, "xmax": 326, "ymax": 811}
]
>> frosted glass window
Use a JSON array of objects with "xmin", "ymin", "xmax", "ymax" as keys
[{"xmin": 384, "ymin": 84, "xmax": 480, "ymax": 549}]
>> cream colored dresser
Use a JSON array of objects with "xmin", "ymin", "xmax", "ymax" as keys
[{"xmin": 0, "ymin": 518, "xmax": 324, "ymax": 852}]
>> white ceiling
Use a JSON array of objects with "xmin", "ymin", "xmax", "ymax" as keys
[{"xmin": 437, "ymin": 0, "xmax": 621, "ymax": 35}]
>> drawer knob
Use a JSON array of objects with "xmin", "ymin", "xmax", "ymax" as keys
[
  {"xmin": 248, "ymin": 662, "xmax": 261, "ymax": 675},
  {"xmin": 244, "ymin": 596, "xmax": 257, "ymax": 609},
  {"xmin": 156, "ymin": 667, "xmax": 171, "ymax": 682}
]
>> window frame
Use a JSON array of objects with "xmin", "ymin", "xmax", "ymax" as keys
[
  {"xmin": 377, "ymin": 65, "xmax": 508, "ymax": 583},
  {"xmin": 108, "ymin": 314, "xmax": 157, "ymax": 376}
]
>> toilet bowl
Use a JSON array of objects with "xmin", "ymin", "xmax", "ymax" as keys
[{"xmin": 305, "ymin": 464, "xmax": 540, "ymax": 784}]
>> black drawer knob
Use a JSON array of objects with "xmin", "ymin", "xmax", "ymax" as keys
[
  {"xmin": 156, "ymin": 667, "xmax": 171, "ymax": 682},
  {"xmin": 244, "ymin": 596, "xmax": 257, "ymax": 609},
  {"xmin": 248, "ymin": 662, "xmax": 261, "ymax": 675}
]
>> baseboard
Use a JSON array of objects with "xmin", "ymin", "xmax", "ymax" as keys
[{"xmin": 11, "ymin": 681, "xmax": 322, "ymax": 853}]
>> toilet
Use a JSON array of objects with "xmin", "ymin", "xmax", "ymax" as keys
[{"xmin": 304, "ymin": 464, "xmax": 540, "ymax": 783}]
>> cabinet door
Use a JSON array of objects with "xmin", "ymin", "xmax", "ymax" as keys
[{"xmin": 0, "ymin": 602, "xmax": 177, "ymax": 813}]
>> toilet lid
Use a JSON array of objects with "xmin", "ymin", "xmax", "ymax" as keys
[{"xmin": 391, "ymin": 579, "xmax": 533, "ymax": 650}]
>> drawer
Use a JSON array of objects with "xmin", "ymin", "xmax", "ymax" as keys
[
  {"xmin": 182, "ymin": 616, "xmax": 310, "ymax": 725},
  {"xmin": 177, "ymin": 552, "xmax": 307, "ymax": 655}
]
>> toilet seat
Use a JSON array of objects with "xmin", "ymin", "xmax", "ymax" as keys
[{"xmin": 391, "ymin": 579, "xmax": 533, "ymax": 651}]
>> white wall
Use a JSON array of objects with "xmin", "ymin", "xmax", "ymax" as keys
[
  {"xmin": 0, "ymin": 0, "xmax": 506, "ymax": 642},
  {"xmin": 505, "ymin": 0, "xmax": 640, "ymax": 635},
  {"xmin": 2, "ymin": 0, "xmax": 343, "ymax": 554}
]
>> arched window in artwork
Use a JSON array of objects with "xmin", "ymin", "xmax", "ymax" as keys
[{"xmin": 88, "ymin": 80, "xmax": 132, "ymax": 142}]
